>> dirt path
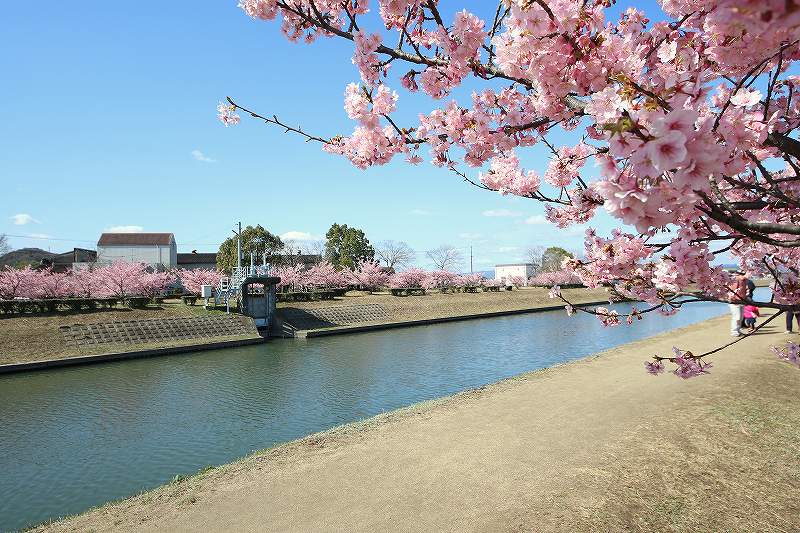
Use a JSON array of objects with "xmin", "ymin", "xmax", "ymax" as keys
[{"xmin": 38, "ymin": 314, "xmax": 800, "ymax": 532}]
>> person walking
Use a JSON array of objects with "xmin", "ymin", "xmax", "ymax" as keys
[
  {"xmin": 728, "ymin": 271, "xmax": 747, "ymax": 337},
  {"xmin": 786, "ymin": 310, "xmax": 800, "ymax": 334}
]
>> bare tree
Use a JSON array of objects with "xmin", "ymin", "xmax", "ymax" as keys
[
  {"xmin": 0, "ymin": 234, "xmax": 9, "ymax": 256},
  {"xmin": 375, "ymin": 240, "xmax": 415, "ymax": 270},
  {"xmin": 426, "ymin": 245, "xmax": 463, "ymax": 271},
  {"xmin": 525, "ymin": 245, "xmax": 545, "ymax": 273},
  {"xmin": 303, "ymin": 239, "xmax": 326, "ymax": 257}
]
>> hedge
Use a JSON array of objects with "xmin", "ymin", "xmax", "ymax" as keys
[
  {"xmin": 276, "ymin": 291, "xmax": 337, "ymax": 302},
  {"xmin": 126, "ymin": 297, "xmax": 150, "ymax": 309},
  {"xmin": 0, "ymin": 297, "xmax": 121, "ymax": 315}
]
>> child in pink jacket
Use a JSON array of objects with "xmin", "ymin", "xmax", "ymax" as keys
[{"xmin": 743, "ymin": 304, "xmax": 760, "ymax": 332}]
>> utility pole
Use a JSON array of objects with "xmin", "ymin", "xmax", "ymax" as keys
[
  {"xmin": 470, "ymin": 246, "xmax": 473, "ymax": 273},
  {"xmin": 233, "ymin": 221, "xmax": 242, "ymax": 271}
]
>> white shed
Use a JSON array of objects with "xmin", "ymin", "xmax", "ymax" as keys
[
  {"xmin": 97, "ymin": 233, "xmax": 177, "ymax": 269},
  {"xmin": 494, "ymin": 263, "xmax": 535, "ymax": 285}
]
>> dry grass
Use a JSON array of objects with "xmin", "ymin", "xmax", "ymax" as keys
[
  {"xmin": 561, "ymin": 368, "xmax": 800, "ymax": 533},
  {"xmin": 0, "ymin": 301, "xmax": 250, "ymax": 365}
]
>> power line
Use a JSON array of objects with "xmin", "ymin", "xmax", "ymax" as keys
[{"xmin": 3, "ymin": 233, "xmax": 96, "ymax": 243}]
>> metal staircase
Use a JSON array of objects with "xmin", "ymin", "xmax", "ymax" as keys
[{"xmin": 214, "ymin": 264, "xmax": 272, "ymax": 310}]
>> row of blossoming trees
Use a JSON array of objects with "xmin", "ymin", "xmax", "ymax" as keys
[
  {"xmin": 0, "ymin": 259, "xmax": 581, "ymax": 303},
  {"xmin": 274, "ymin": 260, "xmax": 580, "ymax": 292},
  {"xmin": 273, "ymin": 260, "xmax": 490, "ymax": 292},
  {"xmin": 0, "ymin": 262, "xmax": 222, "ymax": 301}
]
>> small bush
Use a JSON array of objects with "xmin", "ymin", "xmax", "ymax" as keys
[
  {"xmin": 126, "ymin": 297, "xmax": 149, "ymax": 309},
  {"xmin": 100, "ymin": 298, "xmax": 119, "ymax": 309},
  {"xmin": 182, "ymin": 295, "xmax": 198, "ymax": 306},
  {"xmin": 65, "ymin": 299, "xmax": 84, "ymax": 312}
]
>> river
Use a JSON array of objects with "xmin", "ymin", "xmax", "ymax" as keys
[{"xmin": 0, "ymin": 300, "xmax": 734, "ymax": 531}]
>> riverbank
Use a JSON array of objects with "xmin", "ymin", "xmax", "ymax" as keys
[
  {"xmin": 0, "ymin": 302, "xmax": 262, "ymax": 366},
  {"xmin": 277, "ymin": 286, "xmax": 611, "ymax": 336},
  {"xmin": 35, "ymin": 314, "xmax": 800, "ymax": 532}
]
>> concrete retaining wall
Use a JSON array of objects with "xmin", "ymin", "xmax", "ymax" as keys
[{"xmin": 289, "ymin": 300, "xmax": 611, "ymax": 338}]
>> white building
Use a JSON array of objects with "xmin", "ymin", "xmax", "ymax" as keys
[
  {"xmin": 495, "ymin": 263, "xmax": 535, "ymax": 285},
  {"xmin": 97, "ymin": 233, "xmax": 177, "ymax": 269}
]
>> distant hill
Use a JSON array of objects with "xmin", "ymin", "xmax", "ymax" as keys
[{"xmin": 0, "ymin": 248, "xmax": 56, "ymax": 268}]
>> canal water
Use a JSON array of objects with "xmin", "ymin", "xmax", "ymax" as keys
[{"xmin": 0, "ymin": 300, "xmax": 732, "ymax": 531}]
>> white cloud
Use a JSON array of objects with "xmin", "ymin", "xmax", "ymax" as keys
[
  {"xmin": 191, "ymin": 150, "xmax": 216, "ymax": 163},
  {"xmin": 105, "ymin": 225, "xmax": 144, "ymax": 233},
  {"xmin": 410, "ymin": 208, "xmax": 431, "ymax": 216},
  {"xmin": 27, "ymin": 233, "xmax": 52, "ymax": 239},
  {"xmin": 11, "ymin": 213, "xmax": 39, "ymax": 225},
  {"xmin": 280, "ymin": 231, "xmax": 318, "ymax": 241},
  {"xmin": 524, "ymin": 215, "xmax": 548, "ymax": 225},
  {"xmin": 498, "ymin": 246, "xmax": 519, "ymax": 252},
  {"xmin": 458, "ymin": 232, "xmax": 482, "ymax": 240},
  {"xmin": 483, "ymin": 209, "xmax": 522, "ymax": 217}
]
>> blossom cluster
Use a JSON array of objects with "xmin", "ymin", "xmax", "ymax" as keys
[
  {"xmin": 772, "ymin": 342, "xmax": 800, "ymax": 367},
  {"xmin": 645, "ymin": 347, "xmax": 713, "ymax": 379}
]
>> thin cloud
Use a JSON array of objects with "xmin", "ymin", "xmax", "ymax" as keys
[
  {"xmin": 105, "ymin": 225, "xmax": 144, "ymax": 233},
  {"xmin": 410, "ymin": 208, "xmax": 431, "ymax": 216},
  {"xmin": 458, "ymin": 232, "xmax": 482, "ymax": 240},
  {"xmin": 483, "ymin": 209, "xmax": 522, "ymax": 217},
  {"xmin": 191, "ymin": 150, "xmax": 216, "ymax": 163},
  {"xmin": 11, "ymin": 213, "xmax": 39, "ymax": 225},
  {"xmin": 27, "ymin": 233, "xmax": 53, "ymax": 239},
  {"xmin": 564, "ymin": 225, "xmax": 590, "ymax": 236},
  {"xmin": 280, "ymin": 231, "xmax": 318, "ymax": 241},
  {"xmin": 524, "ymin": 215, "xmax": 548, "ymax": 225},
  {"xmin": 497, "ymin": 246, "xmax": 519, "ymax": 252}
]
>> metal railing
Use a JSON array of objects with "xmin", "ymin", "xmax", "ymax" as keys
[{"xmin": 214, "ymin": 264, "xmax": 272, "ymax": 310}]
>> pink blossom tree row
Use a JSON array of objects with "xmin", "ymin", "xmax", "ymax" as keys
[
  {"xmin": 272, "ymin": 260, "xmax": 490, "ymax": 291},
  {"xmin": 0, "ymin": 263, "xmax": 223, "ymax": 300}
]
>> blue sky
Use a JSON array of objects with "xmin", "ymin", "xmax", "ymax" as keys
[{"xmin": 1, "ymin": 1, "xmax": 663, "ymax": 270}]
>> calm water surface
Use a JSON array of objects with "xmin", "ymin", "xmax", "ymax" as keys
[{"xmin": 0, "ymin": 300, "xmax": 732, "ymax": 531}]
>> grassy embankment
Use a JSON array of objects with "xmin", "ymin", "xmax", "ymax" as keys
[
  {"xmin": 0, "ymin": 299, "xmax": 258, "ymax": 365},
  {"xmin": 278, "ymin": 285, "xmax": 612, "ymax": 328}
]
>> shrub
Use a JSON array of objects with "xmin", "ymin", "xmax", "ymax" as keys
[
  {"xmin": 182, "ymin": 295, "xmax": 198, "ymax": 306},
  {"xmin": 126, "ymin": 297, "xmax": 149, "ymax": 309}
]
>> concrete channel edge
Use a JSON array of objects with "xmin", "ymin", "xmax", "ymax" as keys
[
  {"xmin": 292, "ymin": 299, "xmax": 612, "ymax": 338},
  {"xmin": 0, "ymin": 337, "xmax": 268, "ymax": 375}
]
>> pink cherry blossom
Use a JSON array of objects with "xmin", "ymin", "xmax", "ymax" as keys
[
  {"xmin": 224, "ymin": 0, "xmax": 800, "ymax": 378},
  {"xmin": 217, "ymin": 102, "xmax": 240, "ymax": 127},
  {"xmin": 645, "ymin": 130, "xmax": 688, "ymax": 172},
  {"xmin": 644, "ymin": 360, "xmax": 665, "ymax": 375},
  {"xmin": 729, "ymin": 89, "xmax": 762, "ymax": 107}
]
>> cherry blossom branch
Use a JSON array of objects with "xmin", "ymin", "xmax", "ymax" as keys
[{"xmin": 226, "ymin": 96, "xmax": 330, "ymax": 144}]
